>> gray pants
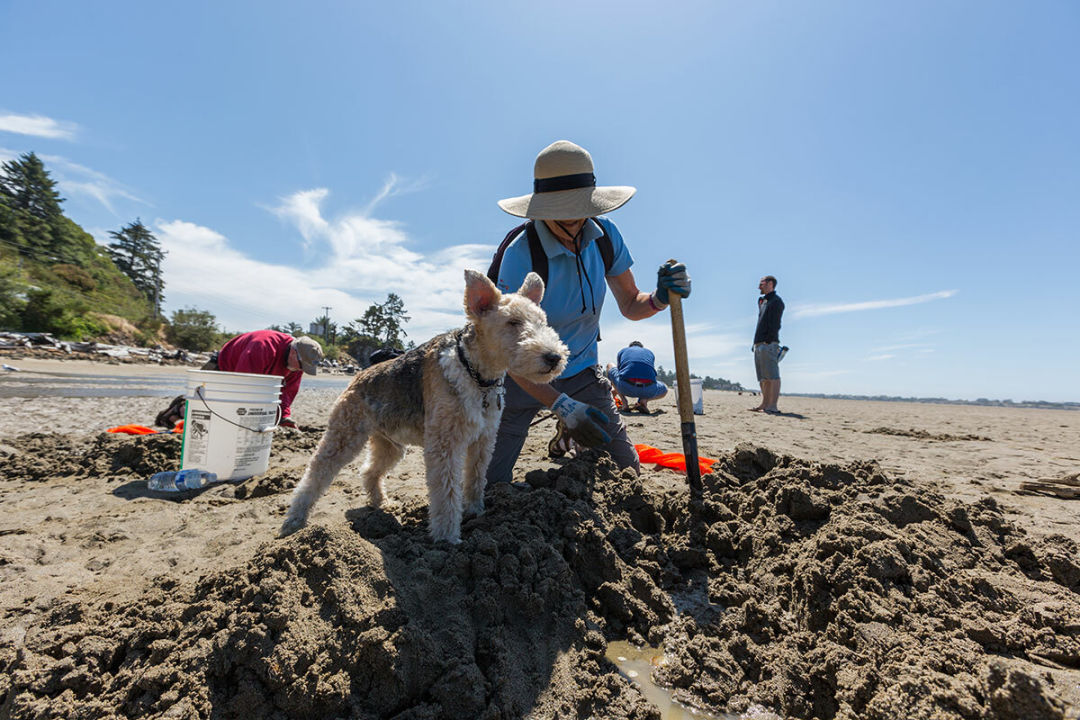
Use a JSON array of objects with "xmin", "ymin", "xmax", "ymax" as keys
[{"xmin": 486, "ymin": 365, "xmax": 640, "ymax": 484}]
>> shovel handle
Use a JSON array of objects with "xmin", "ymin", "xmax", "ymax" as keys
[
  {"xmin": 668, "ymin": 295, "xmax": 695, "ymax": 424},
  {"xmin": 665, "ymin": 260, "xmax": 702, "ymax": 499}
]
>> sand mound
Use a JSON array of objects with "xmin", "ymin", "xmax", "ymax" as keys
[
  {"xmin": 2, "ymin": 432, "xmax": 182, "ymax": 482},
  {"xmin": 864, "ymin": 427, "xmax": 992, "ymax": 442},
  {"xmin": 0, "ymin": 428, "xmax": 320, "ymax": 487},
  {"xmin": 1, "ymin": 454, "xmax": 668, "ymax": 720},
  {"xmin": 2, "ymin": 446, "xmax": 1078, "ymax": 719},
  {"xmin": 653, "ymin": 446, "xmax": 1078, "ymax": 719}
]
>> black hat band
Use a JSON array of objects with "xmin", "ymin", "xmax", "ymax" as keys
[{"xmin": 534, "ymin": 172, "xmax": 596, "ymax": 194}]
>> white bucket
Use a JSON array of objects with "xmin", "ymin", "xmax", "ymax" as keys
[
  {"xmin": 180, "ymin": 370, "xmax": 283, "ymax": 481},
  {"xmin": 674, "ymin": 378, "xmax": 705, "ymax": 415},
  {"xmin": 690, "ymin": 377, "xmax": 704, "ymax": 415}
]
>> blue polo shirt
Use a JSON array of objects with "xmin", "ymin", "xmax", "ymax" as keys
[{"xmin": 495, "ymin": 216, "xmax": 633, "ymax": 378}]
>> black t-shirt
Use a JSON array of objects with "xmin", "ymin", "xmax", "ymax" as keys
[{"xmin": 754, "ymin": 291, "xmax": 784, "ymax": 344}]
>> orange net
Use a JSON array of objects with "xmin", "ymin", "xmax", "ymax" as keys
[
  {"xmin": 105, "ymin": 421, "xmax": 185, "ymax": 435},
  {"xmin": 635, "ymin": 443, "xmax": 716, "ymax": 476},
  {"xmin": 106, "ymin": 424, "xmax": 159, "ymax": 435}
]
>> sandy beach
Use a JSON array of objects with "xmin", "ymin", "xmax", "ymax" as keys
[{"xmin": 1, "ymin": 358, "xmax": 1078, "ymax": 719}]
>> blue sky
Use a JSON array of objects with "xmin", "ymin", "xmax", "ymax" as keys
[{"xmin": 2, "ymin": 1, "xmax": 1077, "ymax": 401}]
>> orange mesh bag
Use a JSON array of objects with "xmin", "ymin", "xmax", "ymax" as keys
[{"xmin": 635, "ymin": 443, "xmax": 715, "ymax": 476}]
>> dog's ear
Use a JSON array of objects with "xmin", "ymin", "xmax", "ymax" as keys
[
  {"xmin": 518, "ymin": 272, "xmax": 545, "ymax": 305},
  {"xmin": 464, "ymin": 269, "xmax": 500, "ymax": 316}
]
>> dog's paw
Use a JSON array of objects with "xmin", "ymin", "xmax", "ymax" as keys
[
  {"xmin": 278, "ymin": 515, "xmax": 307, "ymax": 538},
  {"xmin": 464, "ymin": 499, "xmax": 485, "ymax": 518}
]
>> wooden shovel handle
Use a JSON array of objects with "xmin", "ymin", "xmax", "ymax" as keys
[
  {"xmin": 665, "ymin": 260, "xmax": 702, "ymax": 499},
  {"xmin": 668, "ymin": 293, "xmax": 695, "ymax": 425}
]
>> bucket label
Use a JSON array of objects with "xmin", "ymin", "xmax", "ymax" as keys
[
  {"xmin": 233, "ymin": 408, "xmax": 276, "ymax": 474},
  {"xmin": 185, "ymin": 410, "xmax": 212, "ymax": 464}
]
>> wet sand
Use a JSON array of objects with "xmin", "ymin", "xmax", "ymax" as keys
[{"xmin": 1, "ymin": 359, "xmax": 1078, "ymax": 719}]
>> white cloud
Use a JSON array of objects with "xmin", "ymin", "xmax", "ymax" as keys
[
  {"xmin": 867, "ymin": 353, "xmax": 895, "ymax": 361},
  {"xmin": 793, "ymin": 290, "xmax": 958, "ymax": 318},
  {"xmin": 0, "ymin": 113, "xmax": 78, "ymax": 140},
  {"xmin": 0, "ymin": 147, "xmax": 145, "ymax": 214},
  {"xmin": 158, "ymin": 186, "xmax": 494, "ymax": 338},
  {"xmin": 40, "ymin": 154, "xmax": 147, "ymax": 214},
  {"xmin": 363, "ymin": 172, "xmax": 430, "ymax": 215}
]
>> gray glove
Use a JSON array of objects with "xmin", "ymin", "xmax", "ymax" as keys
[
  {"xmin": 551, "ymin": 393, "xmax": 611, "ymax": 447},
  {"xmin": 655, "ymin": 260, "xmax": 691, "ymax": 304}
]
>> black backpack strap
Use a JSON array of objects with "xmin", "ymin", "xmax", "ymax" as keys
[
  {"xmin": 489, "ymin": 219, "xmax": 610, "ymax": 287},
  {"xmin": 593, "ymin": 217, "xmax": 615, "ymax": 276},
  {"xmin": 524, "ymin": 221, "xmax": 548, "ymax": 286},
  {"xmin": 487, "ymin": 221, "xmax": 529, "ymax": 284}
]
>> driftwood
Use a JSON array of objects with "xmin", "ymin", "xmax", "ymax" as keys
[{"xmin": 1019, "ymin": 474, "xmax": 1080, "ymax": 499}]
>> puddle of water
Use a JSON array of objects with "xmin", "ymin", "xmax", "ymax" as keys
[{"xmin": 605, "ymin": 641, "xmax": 781, "ymax": 720}]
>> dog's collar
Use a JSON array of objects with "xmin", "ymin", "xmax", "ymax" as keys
[{"xmin": 456, "ymin": 330, "xmax": 503, "ymax": 389}]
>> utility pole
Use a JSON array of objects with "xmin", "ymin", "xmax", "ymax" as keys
[{"xmin": 322, "ymin": 306, "xmax": 332, "ymax": 341}]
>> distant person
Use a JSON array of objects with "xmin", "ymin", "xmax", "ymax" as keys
[
  {"xmin": 750, "ymin": 275, "xmax": 785, "ymax": 414},
  {"xmin": 203, "ymin": 330, "xmax": 324, "ymax": 429},
  {"xmin": 606, "ymin": 341, "xmax": 668, "ymax": 413}
]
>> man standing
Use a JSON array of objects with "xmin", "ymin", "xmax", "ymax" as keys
[
  {"xmin": 208, "ymin": 330, "xmax": 324, "ymax": 428},
  {"xmin": 750, "ymin": 275, "xmax": 784, "ymax": 414},
  {"xmin": 487, "ymin": 140, "xmax": 691, "ymax": 483},
  {"xmin": 606, "ymin": 341, "xmax": 668, "ymax": 413}
]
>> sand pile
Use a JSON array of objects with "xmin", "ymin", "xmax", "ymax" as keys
[
  {"xmin": 2, "ymin": 432, "xmax": 182, "ymax": 482},
  {"xmin": 653, "ymin": 446, "xmax": 1079, "ymax": 720},
  {"xmin": 1, "ymin": 428, "xmax": 323, "ymax": 486},
  {"xmin": 863, "ymin": 427, "xmax": 992, "ymax": 442},
  {"xmin": 0, "ymin": 454, "xmax": 666, "ymax": 720},
  {"xmin": 2, "ymin": 444, "xmax": 1078, "ymax": 719}
]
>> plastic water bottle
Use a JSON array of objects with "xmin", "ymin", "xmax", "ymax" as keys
[{"xmin": 147, "ymin": 469, "xmax": 218, "ymax": 492}]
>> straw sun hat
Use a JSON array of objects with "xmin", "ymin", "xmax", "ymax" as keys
[{"xmin": 498, "ymin": 140, "xmax": 636, "ymax": 220}]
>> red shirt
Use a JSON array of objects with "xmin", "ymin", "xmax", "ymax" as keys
[{"xmin": 216, "ymin": 330, "xmax": 303, "ymax": 419}]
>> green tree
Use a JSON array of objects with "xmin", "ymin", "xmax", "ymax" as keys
[
  {"xmin": 107, "ymin": 219, "xmax": 165, "ymax": 315},
  {"xmin": 0, "ymin": 152, "xmax": 64, "ymax": 258},
  {"xmin": 0, "ymin": 196, "xmax": 19, "ymax": 255},
  {"xmin": 348, "ymin": 293, "xmax": 409, "ymax": 346},
  {"xmin": 267, "ymin": 321, "xmax": 304, "ymax": 335},
  {"xmin": 311, "ymin": 314, "xmax": 337, "ymax": 343},
  {"xmin": 342, "ymin": 293, "xmax": 411, "ymax": 364},
  {"xmin": 166, "ymin": 307, "xmax": 220, "ymax": 351},
  {"xmin": 20, "ymin": 287, "xmax": 107, "ymax": 339},
  {"xmin": 0, "ymin": 263, "xmax": 26, "ymax": 329}
]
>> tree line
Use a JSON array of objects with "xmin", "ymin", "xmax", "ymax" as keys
[
  {"xmin": 170, "ymin": 292, "xmax": 413, "ymax": 365},
  {"xmin": 655, "ymin": 365, "xmax": 745, "ymax": 392},
  {"xmin": 0, "ymin": 152, "xmax": 164, "ymax": 339},
  {"xmin": 1, "ymin": 152, "xmax": 414, "ymax": 365}
]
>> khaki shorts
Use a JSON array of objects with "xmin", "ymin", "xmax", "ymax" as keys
[{"xmin": 754, "ymin": 342, "xmax": 781, "ymax": 381}]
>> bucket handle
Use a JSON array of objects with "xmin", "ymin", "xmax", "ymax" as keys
[{"xmin": 194, "ymin": 386, "xmax": 278, "ymax": 434}]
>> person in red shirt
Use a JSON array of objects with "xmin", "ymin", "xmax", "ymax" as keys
[{"xmin": 208, "ymin": 330, "xmax": 324, "ymax": 428}]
